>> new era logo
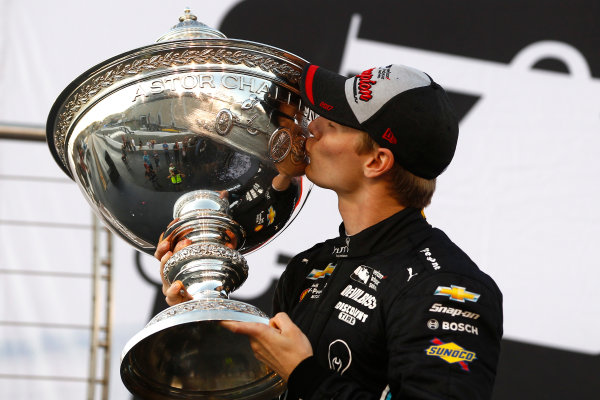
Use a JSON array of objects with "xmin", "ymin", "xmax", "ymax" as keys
[
  {"xmin": 382, "ymin": 128, "xmax": 397, "ymax": 144},
  {"xmin": 319, "ymin": 101, "xmax": 334, "ymax": 111}
]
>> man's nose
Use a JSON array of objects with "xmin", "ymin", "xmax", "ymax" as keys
[{"xmin": 307, "ymin": 117, "xmax": 323, "ymax": 139}]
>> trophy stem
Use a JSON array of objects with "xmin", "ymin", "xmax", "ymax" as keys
[
  {"xmin": 188, "ymin": 286, "xmax": 228, "ymax": 299},
  {"xmin": 163, "ymin": 190, "xmax": 249, "ymax": 299},
  {"xmin": 120, "ymin": 190, "xmax": 284, "ymax": 400}
]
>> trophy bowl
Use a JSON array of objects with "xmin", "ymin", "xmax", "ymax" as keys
[{"xmin": 46, "ymin": 9, "xmax": 313, "ymax": 400}]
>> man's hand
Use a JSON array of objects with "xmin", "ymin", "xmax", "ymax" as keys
[
  {"xmin": 221, "ymin": 312, "xmax": 313, "ymax": 381},
  {"xmin": 154, "ymin": 225, "xmax": 193, "ymax": 306},
  {"xmin": 155, "ymin": 214, "xmax": 240, "ymax": 306}
]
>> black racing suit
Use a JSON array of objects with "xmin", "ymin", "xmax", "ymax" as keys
[{"xmin": 273, "ymin": 208, "xmax": 503, "ymax": 400}]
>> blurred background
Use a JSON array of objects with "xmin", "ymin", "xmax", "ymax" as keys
[{"xmin": 1, "ymin": 0, "xmax": 598, "ymax": 398}]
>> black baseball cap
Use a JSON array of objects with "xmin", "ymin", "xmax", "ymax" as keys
[{"xmin": 300, "ymin": 64, "xmax": 459, "ymax": 179}]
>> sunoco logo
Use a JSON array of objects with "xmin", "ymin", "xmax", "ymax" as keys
[{"xmin": 425, "ymin": 338, "xmax": 476, "ymax": 371}]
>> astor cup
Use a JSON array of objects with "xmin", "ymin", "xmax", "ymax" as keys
[{"xmin": 46, "ymin": 9, "xmax": 312, "ymax": 400}]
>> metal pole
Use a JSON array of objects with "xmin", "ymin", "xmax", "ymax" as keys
[
  {"xmin": 0, "ymin": 123, "xmax": 45, "ymax": 141},
  {"xmin": 87, "ymin": 215, "xmax": 101, "ymax": 400},
  {"xmin": 101, "ymin": 226, "xmax": 114, "ymax": 400}
]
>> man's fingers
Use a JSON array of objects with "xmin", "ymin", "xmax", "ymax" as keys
[
  {"xmin": 155, "ymin": 220, "xmax": 181, "ymax": 258},
  {"xmin": 226, "ymin": 314, "xmax": 293, "ymax": 336},
  {"xmin": 160, "ymin": 251, "xmax": 173, "ymax": 291},
  {"xmin": 268, "ymin": 318, "xmax": 283, "ymax": 333},
  {"xmin": 173, "ymin": 238, "xmax": 192, "ymax": 253},
  {"xmin": 160, "ymin": 251, "xmax": 172, "ymax": 270},
  {"xmin": 270, "ymin": 312, "xmax": 294, "ymax": 332},
  {"xmin": 220, "ymin": 320, "xmax": 270, "ymax": 337},
  {"xmin": 165, "ymin": 280, "xmax": 183, "ymax": 297},
  {"xmin": 164, "ymin": 280, "xmax": 192, "ymax": 306},
  {"xmin": 221, "ymin": 315, "xmax": 312, "ymax": 381},
  {"xmin": 156, "ymin": 224, "xmax": 193, "ymax": 260},
  {"xmin": 180, "ymin": 227, "xmax": 194, "ymax": 236},
  {"xmin": 154, "ymin": 238, "xmax": 171, "ymax": 260},
  {"xmin": 220, "ymin": 320, "xmax": 249, "ymax": 335},
  {"xmin": 155, "ymin": 230, "xmax": 177, "ymax": 260},
  {"xmin": 224, "ymin": 229, "xmax": 238, "ymax": 249}
]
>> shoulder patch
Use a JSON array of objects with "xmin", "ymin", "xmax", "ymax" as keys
[{"xmin": 425, "ymin": 338, "xmax": 476, "ymax": 371}]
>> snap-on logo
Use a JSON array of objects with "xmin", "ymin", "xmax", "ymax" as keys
[
  {"xmin": 382, "ymin": 128, "xmax": 397, "ymax": 144},
  {"xmin": 319, "ymin": 101, "xmax": 334, "ymax": 110}
]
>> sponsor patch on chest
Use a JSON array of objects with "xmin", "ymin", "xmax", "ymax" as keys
[
  {"xmin": 340, "ymin": 284, "xmax": 377, "ymax": 309},
  {"xmin": 334, "ymin": 301, "xmax": 370, "ymax": 325},
  {"xmin": 306, "ymin": 263, "xmax": 336, "ymax": 280},
  {"xmin": 349, "ymin": 265, "xmax": 386, "ymax": 291}
]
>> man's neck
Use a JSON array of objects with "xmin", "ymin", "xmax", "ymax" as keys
[{"xmin": 337, "ymin": 187, "xmax": 405, "ymax": 236}]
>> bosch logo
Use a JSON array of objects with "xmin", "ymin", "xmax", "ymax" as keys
[
  {"xmin": 442, "ymin": 321, "xmax": 479, "ymax": 336},
  {"xmin": 427, "ymin": 319, "xmax": 439, "ymax": 330}
]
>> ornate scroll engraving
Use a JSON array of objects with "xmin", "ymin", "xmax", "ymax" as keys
[
  {"xmin": 53, "ymin": 48, "xmax": 302, "ymax": 165},
  {"xmin": 148, "ymin": 298, "xmax": 268, "ymax": 326},
  {"xmin": 163, "ymin": 242, "xmax": 248, "ymax": 281}
]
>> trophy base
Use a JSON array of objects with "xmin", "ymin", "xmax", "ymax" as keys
[{"xmin": 120, "ymin": 298, "xmax": 285, "ymax": 400}]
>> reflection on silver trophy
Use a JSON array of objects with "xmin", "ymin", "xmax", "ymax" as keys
[{"xmin": 46, "ymin": 9, "xmax": 313, "ymax": 399}]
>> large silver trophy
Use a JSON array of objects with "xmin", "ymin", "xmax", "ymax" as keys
[{"xmin": 46, "ymin": 9, "xmax": 312, "ymax": 400}]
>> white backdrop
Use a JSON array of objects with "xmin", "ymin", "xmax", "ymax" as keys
[{"xmin": 1, "ymin": 1, "xmax": 598, "ymax": 399}]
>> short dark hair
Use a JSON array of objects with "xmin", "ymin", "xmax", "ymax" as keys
[{"xmin": 356, "ymin": 132, "xmax": 436, "ymax": 209}]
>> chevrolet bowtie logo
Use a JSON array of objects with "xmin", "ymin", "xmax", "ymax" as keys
[
  {"xmin": 434, "ymin": 285, "xmax": 480, "ymax": 303},
  {"xmin": 307, "ymin": 264, "xmax": 336, "ymax": 280}
]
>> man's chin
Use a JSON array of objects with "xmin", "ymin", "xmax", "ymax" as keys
[
  {"xmin": 304, "ymin": 165, "xmax": 325, "ymax": 189},
  {"xmin": 304, "ymin": 164, "xmax": 314, "ymax": 180}
]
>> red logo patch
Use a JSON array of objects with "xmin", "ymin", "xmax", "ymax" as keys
[
  {"xmin": 357, "ymin": 68, "xmax": 377, "ymax": 102},
  {"xmin": 319, "ymin": 101, "xmax": 334, "ymax": 111},
  {"xmin": 382, "ymin": 128, "xmax": 397, "ymax": 144}
]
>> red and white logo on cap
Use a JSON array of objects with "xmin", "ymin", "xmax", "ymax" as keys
[
  {"xmin": 345, "ymin": 65, "xmax": 431, "ymax": 123},
  {"xmin": 356, "ymin": 67, "xmax": 377, "ymax": 102}
]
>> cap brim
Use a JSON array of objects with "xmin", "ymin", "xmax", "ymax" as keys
[{"xmin": 300, "ymin": 64, "xmax": 361, "ymax": 130}]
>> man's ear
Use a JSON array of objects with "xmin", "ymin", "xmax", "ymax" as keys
[{"xmin": 363, "ymin": 147, "xmax": 395, "ymax": 178}]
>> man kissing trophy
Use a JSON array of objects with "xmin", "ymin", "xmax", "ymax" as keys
[{"xmin": 46, "ymin": 9, "xmax": 311, "ymax": 400}]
